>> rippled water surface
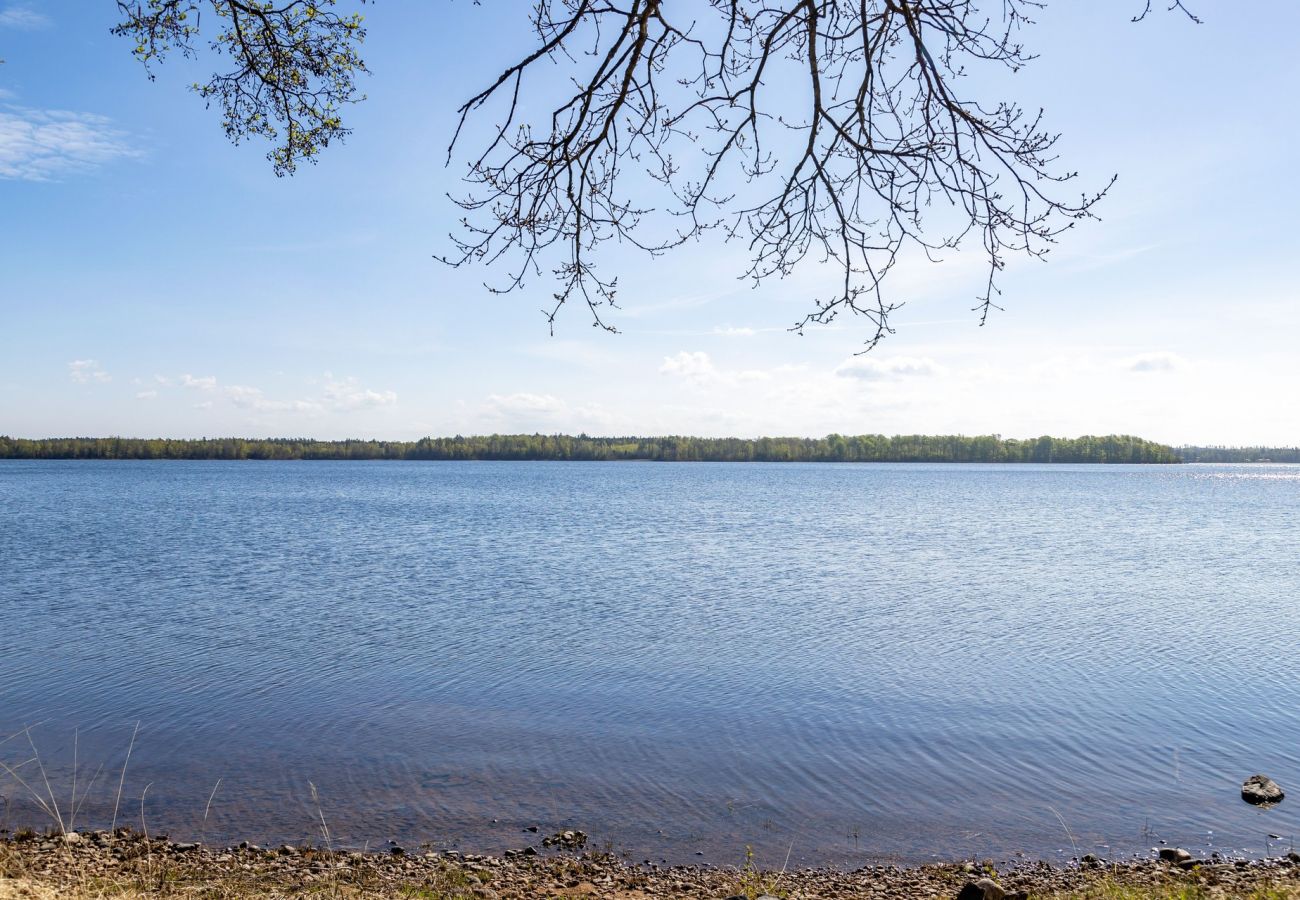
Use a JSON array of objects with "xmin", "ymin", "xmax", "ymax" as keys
[{"xmin": 2, "ymin": 461, "xmax": 1298, "ymax": 865}]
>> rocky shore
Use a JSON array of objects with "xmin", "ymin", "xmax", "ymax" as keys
[{"xmin": 3, "ymin": 829, "xmax": 1300, "ymax": 899}]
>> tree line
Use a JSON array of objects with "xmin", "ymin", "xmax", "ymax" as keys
[
  {"xmin": 0, "ymin": 434, "xmax": 1180, "ymax": 463},
  {"xmin": 1177, "ymin": 446, "xmax": 1300, "ymax": 463}
]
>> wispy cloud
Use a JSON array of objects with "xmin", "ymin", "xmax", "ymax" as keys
[
  {"xmin": 482, "ymin": 392, "xmax": 611, "ymax": 431},
  {"xmin": 1124, "ymin": 351, "xmax": 1185, "ymax": 373},
  {"xmin": 180, "ymin": 373, "xmax": 217, "ymax": 391},
  {"xmin": 225, "ymin": 384, "xmax": 323, "ymax": 414},
  {"xmin": 835, "ymin": 355, "xmax": 947, "ymax": 381},
  {"xmin": 0, "ymin": 5, "xmax": 51, "ymax": 29},
  {"xmin": 486, "ymin": 392, "xmax": 566, "ymax": 416},
  {"xmin": 68, "ymin": 359, "xmax": 110, "ymax": 384},
  {"xmin": 322, "ymin": 375, "xmax": 397, "ymax": 411},
  {"xmin": 135, "ymin": 390, "xmax": 158, "ymax": 400},
  {"xmin": 0, "ymin": 107, "xmax": 139, "ymax": 181},
  {"xmin": 172, "ymin": 372, "xmax": 395, "ymax": 415},
  {"xmin": 659, "ymin": 350, "xmax": 717, "ymax": 381},
  {"xmin": 658, "ymin": 350, "xmax": 770, "ymax": 387}
]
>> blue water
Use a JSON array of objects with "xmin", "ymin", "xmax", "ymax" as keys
[{"xmin": 1, "ymin": 460, "xmax": 1297, "ymax": 866}]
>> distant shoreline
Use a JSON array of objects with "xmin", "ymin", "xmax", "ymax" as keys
[{"xmin": 0, "ymin": 434, "xmax": 1183, "ymax": 464}]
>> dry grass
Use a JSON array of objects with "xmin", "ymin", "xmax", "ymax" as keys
[{"xmin": 1045, "ymin": 882, "xmax": 1300, "ymax": 900}]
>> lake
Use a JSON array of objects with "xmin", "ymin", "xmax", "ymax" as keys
[{"xmin": 1, "ymin": 460, "xmax": 1297, "ymax": 866}]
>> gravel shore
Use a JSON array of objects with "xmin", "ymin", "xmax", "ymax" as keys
[{"xmin": 3, "ymin": 830, "xmax": 1300, "ymax": 899}]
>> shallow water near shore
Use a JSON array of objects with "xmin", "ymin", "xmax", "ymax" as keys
[{"xmin": 2, "ymin": 460, "xmax": 1298, "ymax": 866}]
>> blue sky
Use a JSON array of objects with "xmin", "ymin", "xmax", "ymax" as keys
[{"xmin": 1, "ymin": 1, "xmax": 1298, "ymax": 444}]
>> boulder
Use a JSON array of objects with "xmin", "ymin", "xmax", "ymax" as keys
[
  {"xmin": 1242, "ymin": 774, "xmax": 1284, "ymax": 805},
  {"xmin": 1158, "ymin": 848, "xmax": 1192, "ymax": 864},
  {"xmin": 956, "ymin": 878, "xmax": 1006, "ymax": 900}
]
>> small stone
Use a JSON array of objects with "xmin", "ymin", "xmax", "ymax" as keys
[
  {"xmin": 390, "ymin": 846, "xmax": 405, "ymax": 856},
  {"xmin": 956, "ymin": 877, "xmax": 1006, "ymax": 900},
  {"xmin": 173, "ymin": 842, "xmax": 198, "ymax": 852},
  {"xmin": 1159, "ymin": 848, "xmax": 1192, "ymax": 864},
  {"xmin": 522, "ymin": 846, "xmax": 538, "ymax": 857},
  {"xmin": 1080, "ymin": 854, "xmax": 1100, "ymax": 867},
  {"xmin": 524, "ymin": 825, "xmax": 538, "ymax": 833},
  {"xmin": 1242, "ymin": 774, "xmax": 1284, "ymax": 805},
  {"xmin": 541, "ymin": 829, "xmax": 588, "ymax": 850},
  {"xmin": 61, "ymin": 832, "xmax": 82, "ymax": 844}
]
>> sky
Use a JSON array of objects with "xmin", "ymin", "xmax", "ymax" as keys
[{"xmin": 1, "ymin": 1, "xmax": 1298, "ymax": 445}]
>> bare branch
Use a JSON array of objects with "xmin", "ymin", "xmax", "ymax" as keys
[{"xmin": 444, "ymin": 0, "xmax": 1169, "ymax": 346}]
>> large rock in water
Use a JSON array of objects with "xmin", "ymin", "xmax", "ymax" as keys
[{"xmin": 1242, "ymin": 774, "xmax": 1285, "ymax": 805}]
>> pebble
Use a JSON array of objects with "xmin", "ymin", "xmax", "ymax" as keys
[{"xmin": 6, "ymin": 829, "xmax": 1300, "ymax": 899}]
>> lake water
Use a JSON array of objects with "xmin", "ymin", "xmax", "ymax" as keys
[{"xmin": 1, "ymin": 461, "xmax": 1297, "ymax": 866}]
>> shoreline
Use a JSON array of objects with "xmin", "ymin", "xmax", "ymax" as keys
[{"xmin": 4, "ymin": 830, "xmax": 1300, "ymax": 899}]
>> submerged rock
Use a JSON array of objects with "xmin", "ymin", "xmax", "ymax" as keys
[
  {"xmin": 541, "ymin": 830, "xmax": 587, "ymax": 850},
  {"xmin": 1241, "ymin": 774, "xmax": 1284, "ymax": 805}
]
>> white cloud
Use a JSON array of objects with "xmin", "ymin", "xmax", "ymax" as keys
[
  {"xmin": 170, "ymin": 372, "xmax": 395, "ymax": 415},
  {"xmin": 479, "ymin": 392, "xmax": 613, "ymax": 433},
  {"xmin": 135, "ymin": 390, "xmax": 158, "ymax": 400},
  {"xmin": 180, "ymin": 374, "xmax": 217, "ymax": 391},
  {"xmin": 0, "ymin": 107, "xmax": 139, "ymax": 181},
  {"xmin": 486, "ymin": 392, "xmax": 566, "ymax": 415},
  {"xmin": 0, "ymin": 5, "xmax": 50, "ymax": 29},
  {"xmin": 660, "ymin": 350, "xmax": 716, "ymax": 381},
  {"xmin": 68, "ymin": 359, "xmax": 110, "ymax": 384},
  {"xmin": 659, "ymin": 349, "xmax": 775, "ymax": 387},
  {"xmin": 225, "ymin": 384, "xmax": 323, "ymax": 414},
  {"xmin": 1124, "ymin": 351, "xmax": 1185, "ymax": 373},
  {"xmin": 835, "ymin": 355, "xmax": 947, "ymax": 381},
  {"xmin": 713, "ymin": 326, "xmax": 756, "ymax": 337},
  {"xmin": 322, "ymin": 376, "xmax": 397, "ymax": 411}
]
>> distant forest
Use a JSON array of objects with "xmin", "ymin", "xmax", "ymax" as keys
[
  {"xmin": 1177, "ymin": 446, "xmax": 1300, "ymax": 463},
  {"xmin": 0, "ymin": 434, "xmax": 1181, "ymax": 463}
]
